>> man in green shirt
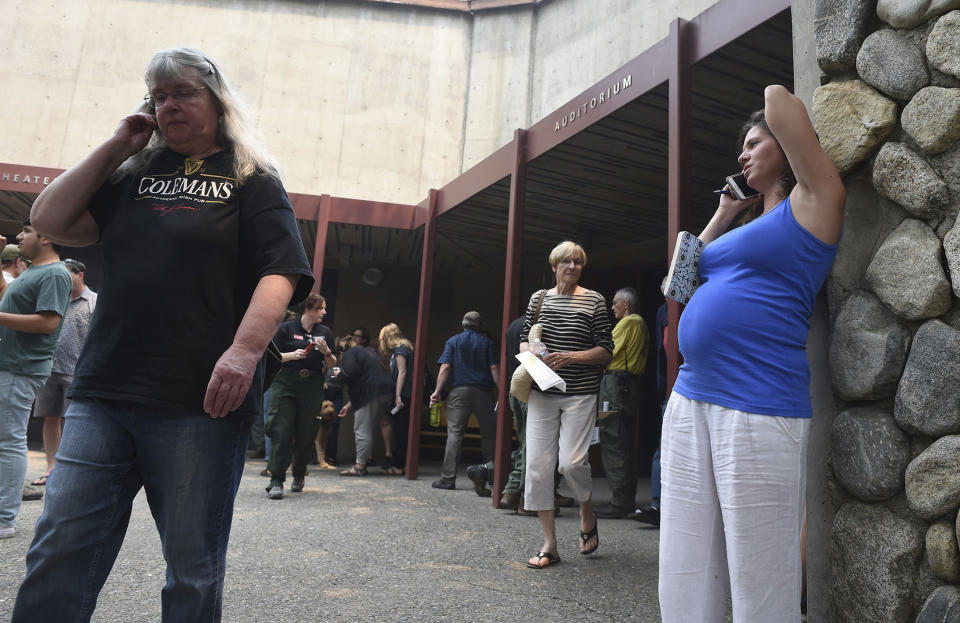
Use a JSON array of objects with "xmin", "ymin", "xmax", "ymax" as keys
[
  {"xmin": 595, "ymin": 287, "xmax": 649, "ymax": 519},
  {"xmin": 0, "ymin": 219, "xmax": 71, "ymax": 539}
]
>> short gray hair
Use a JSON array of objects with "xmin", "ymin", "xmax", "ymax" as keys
[{"xmin": 614, "ymin": 287, "xmax": 638, "ymax": 310}]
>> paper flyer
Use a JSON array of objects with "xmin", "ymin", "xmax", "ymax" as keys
[{"xmin": 515, "ymin": 351, "xmax": 567, "ymax": 393}]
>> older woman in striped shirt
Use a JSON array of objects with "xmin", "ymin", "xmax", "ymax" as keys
[{"xmin": 520, "ymin": 240, "xmax": 614, "ymax": 569}]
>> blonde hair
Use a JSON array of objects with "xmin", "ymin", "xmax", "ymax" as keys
[
  {"xmin": 116, "ymin": 47, "xmax": 280, "ymax": 184},
  {"xmin": 548, "ymin": 241, "xmax": 588, "ymax": 268},
  {"xmin": 378, "ymin": 323, "xmax": 413, "ymax": 357}
]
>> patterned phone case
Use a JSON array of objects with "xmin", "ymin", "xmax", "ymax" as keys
[{"xmin": 662, "ymin": 231, "xmax": 704, "ymax": 304}]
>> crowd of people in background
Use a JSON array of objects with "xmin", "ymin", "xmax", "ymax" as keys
[{"xmin": 0, "ymin": 43, "xmax": 835, "ymax": 623}]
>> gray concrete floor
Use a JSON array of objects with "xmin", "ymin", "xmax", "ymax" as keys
[{"xmin": 1, "ymin": 450, "xmax": 664, "ymax": 622}]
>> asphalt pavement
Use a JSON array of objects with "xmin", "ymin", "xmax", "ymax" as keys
[{"xmin": 1, "ymin": 450, "xmax": 664, "ymax": 622}]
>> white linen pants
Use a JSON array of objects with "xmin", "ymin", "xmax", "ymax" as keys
[
  {"xmin": 658, "ymin": 393, "xmax": 809, "ymax": 623},
  {"xmin": 524, "ymin": 391, "xmax": 596, "ymax": 511}
]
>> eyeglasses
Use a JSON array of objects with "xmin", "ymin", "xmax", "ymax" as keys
[{"xmin": 144, "ymin": 86, "xmax": 207, "ymax": 110}]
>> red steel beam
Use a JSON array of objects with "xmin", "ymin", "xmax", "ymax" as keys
[
  {"xmin": 406, "ymin": 189, "xmax": 439, "ymax": 479},
  {"xmin": 689, "ymin": 0, "xmax": 791, "ymax": 63},
  {"xmin": 666, "ymin": 19, "xmax": 692, "ymax": 395},
  {"xmin": 435, "ymin": 142, "xmax": 513, "ymax": 217},
  {"xmin": 289, "ymin": 192, "xmax": 418, "ymax": 229},
  {"xmin": 312, "ymin": 195, "xmax": 331, "ymax": 294},
  {"xmin": 524, "ymin": 38, "xmax": 672, "ymax": 163},
  {"xmin": 492, "ymin": 128, "xmax": 526, "ymax": 506}
]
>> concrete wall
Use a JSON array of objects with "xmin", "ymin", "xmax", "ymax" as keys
[
  {"xmin": 0, "ymin": 0, "xmax": 719, "ymax": 202},
  {"xmin": 527, "ymin": 0, "xmax": 716, "ymax": 124}
]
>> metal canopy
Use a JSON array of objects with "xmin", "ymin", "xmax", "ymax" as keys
[{"xmin": 430, "ymin": 10, "xmax": 793, "ymax": 273}]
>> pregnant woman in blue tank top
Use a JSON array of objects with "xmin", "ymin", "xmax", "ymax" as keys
[{"xmin": 659, "ymin": 86, "xmax": 845, "ymax": 623}]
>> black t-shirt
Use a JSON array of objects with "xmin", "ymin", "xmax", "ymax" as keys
[
  {"xmin": 274, "ymin": 318, "xmax": 333, "ymax": 373},
  {"xmin": 70, "ymin": 148, "xmax": 314, "ymax": 416},
  {"xmin": 337, "ymin": 347, "xmax": 393, "ymax": 410}
]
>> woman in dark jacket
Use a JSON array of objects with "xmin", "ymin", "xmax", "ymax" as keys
[{"xmin": 336, "ymin": 342, "xmax": 394, "ymax": 476}]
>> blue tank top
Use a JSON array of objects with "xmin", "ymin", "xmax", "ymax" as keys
[{"xmin": 673, "ymin": 197, "xmax": 838, "ymax": 418}]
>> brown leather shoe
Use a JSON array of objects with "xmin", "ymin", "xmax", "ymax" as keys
[{"xmin": 498, "ymin": 492, "xmax": 520, "ymax": 510}]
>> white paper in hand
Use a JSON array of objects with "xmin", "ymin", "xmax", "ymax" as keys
[{"xmin": 515, "ymin": 352, "xmax": 567, "ymax": 393}]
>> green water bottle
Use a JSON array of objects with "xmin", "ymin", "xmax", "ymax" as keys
[{"xmin": 429, "ymin": 403, "xmax": 441, "ymax": 427}]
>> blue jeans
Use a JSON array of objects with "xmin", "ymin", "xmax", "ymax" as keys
[
  {"xmin": 13, "ymin": 398, "xmax": 250, "ymax": 623},
  {"xmin": 0, "ymin": 371, "xmax": 46, "ymax": 529}
]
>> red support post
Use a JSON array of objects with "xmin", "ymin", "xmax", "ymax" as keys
[
  {"xmin": 667, "ymin": 18, "xmax": 691, "ymax": 395},
  {"xmin": 406, "ymin": 189, "xmax": 439, "ymax": 479},
  {"xmin": 492, "ymin": 129, "xmax": 526, "ymax": 506},
  {"xmin": 311, "ymin": 194, "xmax": 331, "ymax": 294}
]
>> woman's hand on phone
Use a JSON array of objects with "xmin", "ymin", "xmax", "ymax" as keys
[{"xmin": 718, "ymin": 184, "xmax": 762, "ymax": 214}]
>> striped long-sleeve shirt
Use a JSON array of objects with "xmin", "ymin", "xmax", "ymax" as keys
[{"xmin": 520, "ymin": 289, "xmax": 614, "ymax": 395}]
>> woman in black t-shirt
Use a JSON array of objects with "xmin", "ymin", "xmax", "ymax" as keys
[
  {"xmin": 379, "ymin": 323, "xmax": 414, "ymax": 475},
  {"xmin": 14, "ymin": 47, "xmax": 314, "ymax": 622},
  {"xmin": 264, "ymin": 294, "xmax": 336, "ymax": 498}
]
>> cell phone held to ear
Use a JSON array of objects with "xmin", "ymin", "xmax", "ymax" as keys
[{"xmin": 724, "ymin": 172, "xmax": 760, "ymax": 201}]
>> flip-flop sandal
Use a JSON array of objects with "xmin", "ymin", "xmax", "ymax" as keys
[
  {"xmin": 31, "ymin": 474, "xmax": 49, "ymax": 486},
  {"xmin": 579, "ymin": 518, "xmax": 599, "ymax": 555},
  {"xmin": 339, "ymin": 465, "xmax": 367, "ymax": 477},
  {"xmin": 526, "ymin": 551, "xmax": 561, "ymax": 569}
]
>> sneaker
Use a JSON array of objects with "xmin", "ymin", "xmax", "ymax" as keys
[
  {"xmin": 465, "ymin": 464, "xmax": 491, "ymax": 497},
  {"xmin": 266, "ymin": 484, "xmax": 284, "ymax": 500},
  {"xmin": 633, "ymin": 505, "xmax": 660, "ymax": 527},
  {"xmin": 431, "ymin": 478, "xmax": 455, "ymax": 490},
  {"xmin": 22, "ymin": 485, "xmax": 43, "ymax": 501},
  {"xmin": 0, "ymin": 525, "xmax": 14, "ymax": 539},
  {"xmin": 291, "ymin": 478, "xmax": 304, "ymax": 493}
]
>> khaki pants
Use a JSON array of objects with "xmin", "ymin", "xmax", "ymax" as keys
[{"xmin": 440, "ymin": 385, "xmax": 496, "ymax": 480}]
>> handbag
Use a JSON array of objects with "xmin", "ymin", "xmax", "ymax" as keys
[{"xmin": 510, "ymin": 289, "xmax": 547, "ymax": 402}]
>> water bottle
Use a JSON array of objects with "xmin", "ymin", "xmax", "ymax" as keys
[
  {"xmin": 531, "ymin": 338, "xmax": 549, "ymax": 359},
  {"xmin": 429, "ymin": 403, "xmax": 441, "ymax": 427}
]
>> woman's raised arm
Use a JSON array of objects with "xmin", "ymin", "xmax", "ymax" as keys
[
  {"xmin": 32, "ymin": 113, "xmax": 157, "ymax": 246},
  {"xmin": 764, "ymin": 85, "xmax": 845, "ymax": 244}
]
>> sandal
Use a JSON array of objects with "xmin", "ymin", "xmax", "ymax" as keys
[
  {"xmin": 383, "ymin": 466, "xmax": 404, "ymax": 475},
  {"xmin": 526, "ymin": 551, "xmax": 561, "ymax": 569},
  {"xmin": 579, "ymin": 515, "xmax": 599, "ymax": 555},
  {"xmin": 339, "ymin": 464, "xmax": 367, "ymax": 477},
  {"xmin": 31, "ymin": 474, "xmax": 50, "ymax": 486}
]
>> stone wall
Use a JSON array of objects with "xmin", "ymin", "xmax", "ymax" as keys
[{"xmin": 814, "ymin": 1, "xmax": 960, "ymax": 621}]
